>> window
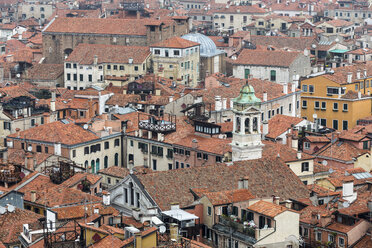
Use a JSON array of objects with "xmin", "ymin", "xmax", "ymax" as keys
[
  {"xmin": 363, "ymin": 141, "xmax": 369, "ymax": 149},
  {"xmin": 153, "ymin": 159, "xmax": 157, "ymax": 170},
  {"xmin": 342, "ymin": 120, "xmax": 348, "ymax": 130},
  {"xmin": 343, "ymin": 103, "xmax": 348, "ymax": 112},
  {"xmin": 136, "ymin": 192, "xmax": 140, "ymax": 208},
  {"xmin": 73, "ymin": 64, "xmax": 77, "ymax": 69},
  {"xmin": 167, "ymin": 149, "xmax": 173, "ymax": 158},
  {"xmin": 114, "ymin": 153, "xmax": 119, "ymax": 166},
  {"xmin": 104, "ymin": 141, "xmax": 109, "ymax": 149},
  {"xmin": 243, "ymin": 16, "xmax": 247, "ymax": 23},
  {"xmin": 66, "ymin": 63, "xmax": 71, "ymax": 68},
  {"xmin": 73, "ymin": 74, "xmax": 77, "ymax": 81},
  {"xmin": 304, "ymin": 142, "xmax": 310, "ymax": 150},
  {"xmin": 244, "ymin": 69, "xmax": 250, "ymax": 79},
  {"xmin": 301, "ymin": 162, "xmax": 309, "ymax": 172},
  {"xmin": 333, "ymin": 120, "xmax": 339, "ymax": 130},
  {"xmin": 134, "ymin": 66, "xmax": 138, "ymax": 71},
  {"xmin": 66, "ymin": 73, "xmax": 71, "ymax": 81},
  {"xmin": 120, "ymin": 65, "xmax": 124, "ymax": 70},
  {"xmin": 41, "ymin": 14, "xmax": 45, "ymax": 19},
  {"xmin": 107, "ymin": 65, "xmax": 111, "ymax": 70},
  {"xmin": 84, "ymin": 147, "xmax": 89, "ymax": 155},
  {"xmin": 321, "ymin": 102, "xmax": 326, "ymax": 110},
  {"xmin": 181, "ymin": 163, "xmax": 184, "ymax": 168},
  {"xmin": 88, "ymin": 75, "xmax": 92, "ymax": 82},
  {"xmin": 333, "ymin": 102, "xmax": 338, "ymax": 111},
  {"xmin": 174, "ymin": 50, "xmax": 180, "ymax": 56},
  {"xmin": 303, "ymin": 227, "xmax": 309, "ymax": 237},
  {"xmin": 302, "ymin": 100, "xmax": 307, "ymax": 108},
  {"xmin": 314, "ymin": 101, "xmax": 320, "ymax": 109},
  {"xmin": 36, "ymin": 145, "xmax": 42, "ymax": 152},
  {"xmin": 203, "ymin": 153, "xmax": 208, "ymax": 160},
  {"xmin": 316, "ymin": 232, "xmax": 322, "ymax": 241},
  {"xmin": 3, "ymin": 122, "xmax": 11, "ymax": 130},
  {"xmin": 302, "ymin": 84, "xmax": 308, "ymax": 92},
  {"xmin": 31, "ymin": 119, "xmax": 35, "ymax": 126},
  {"xmin": 185, "ymin": 150, "xmax": 190, "ymax": 156},
  {"xmin": 175, "ymin": 161, "xmax": 179, "ymax": 169},
  {"xmin": 114, "ymin": 139, "xmax": 120, "ymax": 147},
  {"xmin": 309, "ymin": 85, "xmax": 314, "ymax": 93},
  {"xmin": 104, "ymin": 156, "xmax": 108, "ymax": 168},
  {"xmin": 45, "ymin": 147, "xmax": 48, "ymax": 153},
  {"xmin": 72, "ymin": 150, "xmax": 76, "ymax": 157},
  {"xmin": 328, "ymin": 234, "xmax": 334, "ymax": 243},
  {"xmin": 230, "ymin": 15, "xmax": 234, "ymax": 22},
  {"xmin": 320, "ymin": 119, "xmax": 326, "ymax": 126},
  {"xmin": 79, "ymin": 74, "xmax": 83, "ymax": 81},
  {"xmin": 339, "ymin": 237, "xmax": 345, "ymax": 247},
  {"xmin": 40, "ymin": 7, "xmax": 44, "ymax": 11},
  {"xmin": 216, "ymin": 156, "xmax": 222, "ymax": 163},
  {"xmin": 197, "ymin": 152, "xmax": 202, "ymax": 159},
  {"xmin": 113, "ymin": 65, "xmax": 118, "ymax": 70},
  {"xmin": 168, "ymin": 163, "xmax": 172, "ymax": 170},
  {"xmin": 208, "ymin": 206, "xmax": 212, "ymax": 216},
  {"xmin": 270, "ymin": 70, "xmax": 276, "ymax": 81}
]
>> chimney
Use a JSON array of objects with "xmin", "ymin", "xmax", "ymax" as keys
[
  {"xmin": 51, "ymin": 92, "xmax": 56, "ymax": 112},
  {"xmin": 170, "ymin": 223, "xmax": 179, "ymax": 242},
  {"xmin": 128, "ymin": 58, "xmax": 133, "ymax": 64},
  {"xmin": 357, "ymin": 70, "xmax": 361, "ymax": 79},
  {"xmin": 291, "ymin": 136, "xmax": 298, "ymax": 150},
  {"xmin": 30, "ymin": 191, "xmax": 36, "ymax": 202},
  {"xmin": 222, "ymin": 98, "xmax": 227, "ymax": 110},
  {"xmin": 358, "ymin": 91, "xmax": 362, "ymax": 99},
  {"xmin": 273, "ymin": 196, "xmax": 280, "ymax": 205},
  {"xmin": 342, "ymin": 179, "xmax": 354, "ymax": 197},
  {"xmin": 291, "ymin": 83, "xmax": 296, "ymax": 92},
  {"xmin": 364, "ymin": 68, "xmax": 367, "ymax": 78},
  {"xmin": 263, "ymin": 91, "xmax": 268, "ymax": 102},
  {"xmin": 169, "ymin": 95, "xmax": 174, "ymax": 102},
  {"xmin": 347, "ymin": 72, "xmax": 353, "ymax": 83},
  {"xmin": 103, "ymin": 192, "xmax": 110, "ymax": 205},
  {"xmin": 283, "ymin": 83, "xmax": 288, "ymax": 94},
  {"xmin": 262, "ymin": 121, "xmax": 269, "ymax": 138},
  {"xmin": 297, "ymin": 152, "xmax": 302, "ymax": 160},
  {"xmin": 215, "ymin": 96, "xmax": 222, "ymax": 111},
  {"xmin": 93, "ymin": 55, "xmax": 98, "ymax": 65},
  {"xmin": 284, "ymin": 200, "xmax": 292, "ymax": 209}
]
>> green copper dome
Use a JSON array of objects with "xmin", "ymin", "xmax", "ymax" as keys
[{"xmin": 233, "ymin": 84, "xmax": 261, "ymax": 107}]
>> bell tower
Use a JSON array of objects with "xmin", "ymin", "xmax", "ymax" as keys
[{"xmin": 231, "ymin": 82, "xmax": 264, "ymax": 161}]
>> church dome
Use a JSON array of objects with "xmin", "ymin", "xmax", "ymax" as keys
[
  {"xmin": 233, "ymin": 83, "xmax": 261, "ymax": 107},
  {"xmin": 182, "ymin": 33, "xmax": 224, "ymax": 57}
]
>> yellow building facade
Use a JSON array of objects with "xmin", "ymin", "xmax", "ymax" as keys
[{"xmin": 301, "ymin": 66, "xmax": 372, "ymax": 130}]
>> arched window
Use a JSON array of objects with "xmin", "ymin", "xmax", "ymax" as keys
[
  {"xmin": 96, "ymin": 158, "xmax": 100, "ymax": 173},
  {"xmin": 114, "ymin": 153, "xmax": 119, "ymax": 166},
  {"xmin": 91, "ymin": 160, "xmax": 95, "ymax": 173},
  {"xmin": 84, "ymin": 160, "xmax": 88, "ymax": 168},
  {"xmin": 104, "ymin": 156, "xmax": 108, "ymax": 168},
  {"xmin": 253, "ymin": 117, "xmax": 258, "ymax": 132},
  {"xmin": 236, "ymin": 117, "xmax": 241, "ymax": 133},
  {"xmin": 245, "ymin": 118, "xmax": 250, "ymax": 134},
  {"xmin": 129, "ymin": 182, "xmax": 134, "ymax": 206}
]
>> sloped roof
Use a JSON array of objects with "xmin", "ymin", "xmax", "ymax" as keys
[
  {"xmin": 232, "ymin": 49, "xmax": 302, "ymax": 67},
  {"xmin": 151, "ymin": 36, "xmax": 200, "ymax": 49},
  {"xmin": 134, "ymin": 156, "xmax": 309, "ymax": 210}
]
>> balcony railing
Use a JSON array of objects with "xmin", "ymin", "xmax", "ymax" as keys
[
  {"xmin": 218, "ymin": 215, "xmax": 255, "ymax": 238},
  {"xmin": 138, "ymin": 113, "xmax": 176, "ymax": 133},
  {"xmin": 0, "ymin": 171, "xmax": 21, "ymax": 183}
]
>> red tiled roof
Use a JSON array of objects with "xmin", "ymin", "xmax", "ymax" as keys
[
  {"xmin": 8, "ymin": 121, "xmax": 99, "ymax": 145},
  {"xmin": 247, "ymin": 200, "xmax": 290, "ymax": 218},
  {"xmin": 134, "ymin": 156, "xmax": 309, "ymax": 210},
  {"xmin": 61, "ymin": 172, "xmax": 102, "ymax": 188},
  {"xmin": 53, "ymin": 203, "xmax": 119, "ymax": 220},
  {"xmin": 266, "ymin": 114, "xmax": 304, "ymax": 140},
  {"xmin": 232, "ymin": 49, "xmax": 302, "ymax": 67},
  {"xmin": 44, "ymin": 17, "xmax": 148, "ymax": 36},
  {"xmin": 151, "ymin": 36, "xmax": 200, "ymax": 48},
  {"xmin": 65, "ymin": 43, "xmax": 150, "ymax": 65},
  {"xmin": 202, "ymin": 189, "xmax": 255, "ymax": 205},
  {"xmin": 24, "ymin": 64, "xmax": 64, "ymax": 80},
  {"xmin": 98, "ymin": 166, "xmax": 130, "ymax": 178}
]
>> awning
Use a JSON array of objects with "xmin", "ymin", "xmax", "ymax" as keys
[
  {"xmin": 162, "ymin": 209, "xmax": 199, "ymax": 221},
  {"xmin": 329, "ymin": 49, "xmax": 349, "ymax": 53}
]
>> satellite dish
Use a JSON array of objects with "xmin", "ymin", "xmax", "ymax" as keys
[
  {"xmin": 328, "ymin": 168, "xmax": 334, "ymax": 174},
  {"xmin": 159, "ymin": 225, "xmax": 166, "ymax": 234},
  {"xmin": 322, "ymin": 160, "xmax": 328, "ymax": 166},
  {"xmin": 83, "ymin": 124, "xmax": 88, "ymax": 130},
  {"xmin": 27, "ymin": 145, "xmax": 32, "ymax": 152},
  {"xmin": 312, "ymin": 114, "xmax": 317, "ymax": 119},
  {"xmin": 16, "ymin": 74, "xmax": 20, "ymax": 78}
]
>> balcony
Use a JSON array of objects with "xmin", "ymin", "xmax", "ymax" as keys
[
  {"xmin": 138, "ymin": 113, "xmax": 176, "ymax": 133},
  {"xmin": 218, "ymin": 215, "xmax": 255, "ymax": 238},
  {"xmin": 0, "ymin": 171, "xmax": 21, "ymax": 183}
]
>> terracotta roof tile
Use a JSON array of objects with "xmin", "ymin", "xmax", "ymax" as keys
[
  {"xmin": 66, "ymin": 43, "xmax": 150, "ymax": 65},
  {"xmin": 8, "ymin": 121, "xmax": 99, "ymax": 145},
  {"xmin": 45, "ymin": 17, "xmax": 148, "ymax": 36},
  {"xmin": 134, "ymin": 156, "xmax": 309, "ymax": 210},
  {"xmin": 232, "ymin": 49, "xmax": 302, "ymax": 67},
  {"xmin": 266, "ymin": 114, "xmax": 304, "ymax": 140},
  {"xmin": 247, "ymin": 200, "xmax": 289, "ymax": 218},
  {"xmin": 98, "ymin": 166, "xmax": 130, "ymax": 178},
  {"xmin": 24, "ymin": 64, "xmax": 64, "ymax": 80},
  {"xmin": 53, "ymin": 202, "xmax": 119, "ymax": 220},
  {"xmin": 93, "ymin": 235, "xmax": 125, "ymax": 248},
  {"xmin": 249, "ymin": 35, "xmax": 316, "ymax": 51},
  {"xmin": 61, "ymin": 172, "xmax": 102, "ymax": 188},
  {"xmin": 151, "ymin": 36, "xmax": 200, "ymax": 48},
  {"xmin": 202, "ymin": 189, "xmax": 255, "ymax": 205}
]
